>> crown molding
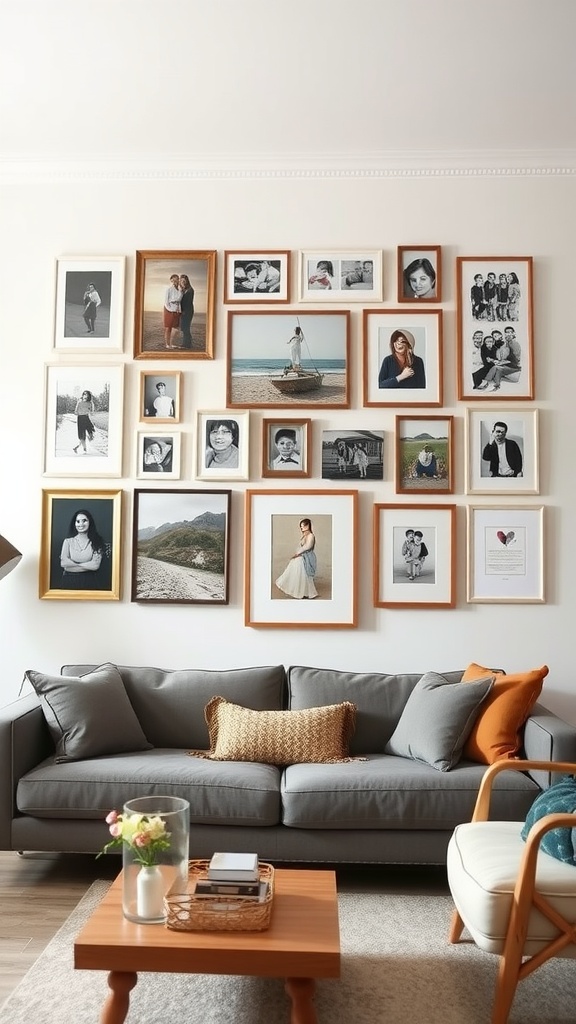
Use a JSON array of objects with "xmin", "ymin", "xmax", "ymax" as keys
[{"xmin": 2, "ymin": 150, "xmax": 576, "ymax": 183}]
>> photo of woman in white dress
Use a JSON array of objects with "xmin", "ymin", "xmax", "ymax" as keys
[{"xmin": 275, "ymin": 518, "xmax": 318, "ymax": 599}]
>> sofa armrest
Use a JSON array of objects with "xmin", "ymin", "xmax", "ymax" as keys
[
  {"xmin": 523, "ymin": 702, "xmax": 576, "ymax": 788},
  {"xmin": 0, "ymin": 694, "xmax": 52, "ymax": 848}
]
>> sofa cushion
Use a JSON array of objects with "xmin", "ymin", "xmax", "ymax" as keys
[
  {"xmin": 195, "ymin": 696, "xmax": 357, "ymax": 765},
  {"xmin": 461, "ymin": 662, "xmax": 549, "ymax": 763},
  {"xmin": 287, "ymin": 665, "xmax": 464, "ymax": 755},
  {"xmin": 384, "ymin": 671, "xmax": 494, "ymax": 771},
  {"xmin": 521, "ymin": 776, "xmax": 576, "ymax": 865},
  {"xmin": 23, "ymin": 664, "xmax": 152, "ymax": 763},
  {"xmin": 61, "ymin": 664, "xmax": 286, "ymax": 748},
  {"xmin": 281, "ymin": 755, "xmax": 538, "ymax": 830},
  {"xmin": 16, "ymin": 749, "xmax": 282, "ymax": 826}
]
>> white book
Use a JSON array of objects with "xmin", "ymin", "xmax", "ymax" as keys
[{"xmin": 207, "ymin": 851, "xmax": 259, "ymax": 881}]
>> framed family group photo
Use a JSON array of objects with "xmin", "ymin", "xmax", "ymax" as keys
[
  {"xmin": 223, "ymin": 250, "xmax": 290, "ymax": 303},
  {"xmin": 457, "ymin": 256, "xmax": 534, "ymax": 400},
  {"xmin": 133, "ymin": 250, "xmax": 216, "ymax": 360},
  {"xmin": 195, "ymin": 411, "xmax": 250, "ymax": 481},
  {"xmin": 53, "ymin": 256, "xmax": 126, "ymax": 353},
  {"xmin": 397, "ymin": 246, "xmax": 441, "ymax": 303},
  {"xmin": 465, "ymin": 408, "xmax": 539, "ymax": 495},
  {"xmin": 43, "ymin": 363, "xmax": 124, "ymax": 477},
  {"xmin": 395, "ymin": 415, "xmax": 453, "ymax": 494},
  {"xmin": 261, "ymin": 419, "xmax": 311, "ymax": 478},
  {"xmin": 131, "ymin": 489, "xmax": 231, "ymax": 604},
  {"xmin": 466, "ymin": 505, "xmax": 544, "ymax": 603},
  {"xmin": 299, "ymin": 250, "xmax": 382, "ymax": 301},
  {"xmin": 363, "ymin": 309, "xmax": 443, "ymax": 408},
  {"xmin": 39, "ymin": 488, "xmax": 122, "ymax": 601},
  {"xmin": 244, "ymin": 490, "xmax": 358, "ymax": 628},
  {"xmin": 373, "ymin": 504, "xmax": 456, "ymax": 608},
  {"xmin": 227, "ymin": 310, "xmax": 350, "ymax": 410}
]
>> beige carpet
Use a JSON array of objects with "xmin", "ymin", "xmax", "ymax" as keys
[{"xmin": 1, "ymin": 880, "xmax": 575, "ymax": 1023}]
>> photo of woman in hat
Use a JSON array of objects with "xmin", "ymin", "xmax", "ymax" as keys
[{"xmin": 378, "ymin": 329, "xmax": 426, "ymax": 390}]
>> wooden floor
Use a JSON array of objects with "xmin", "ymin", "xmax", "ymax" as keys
[{"xmin": 0, "ymin": 849, "xmax": 449, "ymax": 1005}]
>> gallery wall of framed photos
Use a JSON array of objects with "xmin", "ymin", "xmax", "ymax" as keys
[{"xmin": 42, "ymin": 245, "xmax": 545, "ymax": 617}]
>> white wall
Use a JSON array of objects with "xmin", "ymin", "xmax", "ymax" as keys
[{"xmin": 1, "ymin": 169, "xmax": 575, "ymax": 721}]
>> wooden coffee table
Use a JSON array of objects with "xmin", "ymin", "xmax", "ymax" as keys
[{"xmin": 74, "ymin": 868, "xmax": 340, "ymax": 1024}]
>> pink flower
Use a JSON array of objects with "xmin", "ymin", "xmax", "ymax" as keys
[
  {"xmin": 134, "ymin": 832, "xmax": 152, "ymax": 848},
  {"xmin": 109, "ymin": 823, "xmax": 122, "ymax": 838},
  {"xmin": 105, "ymin": 810, "xmax": 119, "ymax": 825}
]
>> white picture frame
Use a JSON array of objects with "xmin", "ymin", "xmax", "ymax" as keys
[
  {"xmin": 299, "ymin": 250, "xmax": 382, "ymax": 302},
  {"xmin": 53, "ymin": 256, "xmax": 125, "ymax": 353},
  {"xmin": 196, "ymin": 411, "xmax": 250, "ymax": 481},
  {"xmin": 136, "ymin": 431, "xmax": 181, "ymax": 480},
  {"xmin": 43, "ymin": 363, "xmax": 124, "ymax": 477},
  {"xmin": 467, "ymin": 505, "xmax": 545, "ymax": 603},
  {"xmin": 465, "ymin": 408, "xmax": 539, "ymax": 495}
]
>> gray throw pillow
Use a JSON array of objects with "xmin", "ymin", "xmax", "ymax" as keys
[
  {"xmin": 24, "ymin": 663, "xmax": 152, "ymax": 763},
  {"xmin": 384, "ymin": 670, "xmax": 494, "ymax": 772}
]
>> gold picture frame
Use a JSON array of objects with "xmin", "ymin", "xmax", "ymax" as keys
[
  {"xmin": 39, "ymin": 489, "xmax": 122, "ymax": 601},
  {"xmin": 134, "ymin": 249, "xmax": 216, "ymax": 360}
]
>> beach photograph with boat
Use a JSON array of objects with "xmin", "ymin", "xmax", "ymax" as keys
[{"xmin": 226, "ymin": 310, "xmax": 350, "ymax": 408}]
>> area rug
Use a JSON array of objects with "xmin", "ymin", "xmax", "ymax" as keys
[{"xmin": 1, "ymin": 881, "xmax": 574, "ymax": 1023}]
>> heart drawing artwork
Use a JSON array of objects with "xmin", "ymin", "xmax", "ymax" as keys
[{"xmin": 496, "ymin": 530, "xmax": 515, "ymax": 546}]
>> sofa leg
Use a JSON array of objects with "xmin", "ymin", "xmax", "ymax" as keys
[{"xmin": 448, "ymin": 908, "xmax": 465, "ymax": 943}]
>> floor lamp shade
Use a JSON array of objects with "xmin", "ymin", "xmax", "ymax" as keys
[{"xmin": 0, "ymin": 535, "xmax": 22, "ymax": 582}]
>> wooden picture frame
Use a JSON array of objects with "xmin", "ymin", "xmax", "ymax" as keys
[
  {"xmin": 39, "ymin": 488, "xmax": 122, "ymax": 600},
  {"xmin": 374, "ymin": 503, "xmax": 456, "ymax": 608},
  {"xmin": 223, "ymin": 250, "xmax": 290, "ymax": 303},
  {"xmin": 139, "ymin": 370, "xmax": 181, "ymax": 424},
  {"xmin": 465, "ymin": 408, "xmax": 539, "ymax": 495},
  {"xmin": 195, "ymin": 411, "xmax": 250, "ymax": 481},
  {"xmin": 43, "ymin": 363, "xmax": 124, "ymax": 477},
  {"xmin": 457, "ymin": 256, "xmax": 534, "ymax": 400},
  {"xmin": 134, "ymin": 249, "xmax": 216, "ymax": 360},
  {"xmin": 136, "ymin": 431, "xmax": 181, "ymax": 480},
  {"xmin": 467, "ymin": 504, "xmax": 544, "ymax": 603},
  {"xmin": 397, "ymin": 246, "xmax": 441, "ymax": 303},
  {"xmin": 363, "ymin": 309, "xmax": 443, "ymax": 407},
  {"xmin": 321, "ymin": 429, "xmax": 384, "ymax": 481},
  {"xmin": 395, "ymin": 415, "xmax": 454, "ymax": 494},
  {"xmin": 131, "ymin": 489, "xmax": 231, "ymax": 604},
  {"xmin": 299, "ymin": 250, "xmax": 382, "ymax": 301},
  {"xmin": 262, "ymin": 418, "xmax": 311, "ymax": 478},
  {"xmin": 227, "ymin": 310, "xmax": 350, "ymax": 409},
  {"xmin": 53, "ymin": 256, "xmax": 126, "ymax": 353},
  {"xmin": 245, "ymin": 489, "xmax": 358, "ymax": 628}
]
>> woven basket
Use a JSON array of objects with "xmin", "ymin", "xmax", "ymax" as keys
[{"xmin": 164, "ymin": 860, "xmax": 274, "ymax": 932}]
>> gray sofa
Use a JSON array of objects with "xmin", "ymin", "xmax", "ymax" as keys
[{"xmin": 2, "ymin": 663, "xmax": 576, "ymax": 865}]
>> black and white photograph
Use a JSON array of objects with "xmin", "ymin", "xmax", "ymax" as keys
[
  {"xmin": 299, "ymin": 250, "xmax": 382, "ymax": 301},
  {"xmin": 131, "ymin": 489, "xmax": 230, "ymax": 604},
  {"xmin": 53, "ymin": 256, "xmax": 125, "ymax": 353},
  {"xmin": 321, "ymin": 429, "xmax": 384, "ymax": 481},
  {"xmin": 465, "ymin": 408, "xmax": 539, "ymax": 495},
  {"xmin": 134, "ymin": 249, "xmax": 216, "ymax": 359},
  {"xmin": 395, "ymin": 415, "xmax": 453, "ymax": 494},
  {"xmin": 397, "ymin": 246, "xmax": 441, "ymax": 303},
  {"xmin": 139, "ymin": 371, "xmax": 181, "ymax": 423},
  {"xmin": 196, "ymin": 410, "xmax": 250, "ymax": 481},
  {"xmin": 224, "ymin": 250, "xmax": 290, "ymax": 303},
  {"xmin": 374, "ymin": 503, "xmax": 456, "ymax": 608},
  {"xmin": 136, "ymin": 431, "xmax": 181, "ymax": 480},
  {"xmin": 262, "ymin": 419, "xmax": 311, "ymax": 478},
  {"xmin": 457, "ymin": 257, "xmax": 534, "ymax": 400},
  {"xmin": 43, "ymin": 363, "xmax": 124, "ymax": 477},
  {"xmin": 40, "ymin": 488, "xmax": 122, "ymax": 600},
  {"xmin": 363, "ymin": 309, "xmax": 442, "ymax": 408}
]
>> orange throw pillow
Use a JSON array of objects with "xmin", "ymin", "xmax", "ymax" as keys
[{"xmin": 461, "ymin": 662, "xmax": 549, "ymax": 764}]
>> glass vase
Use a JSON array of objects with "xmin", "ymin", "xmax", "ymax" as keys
[{"xmin": 121, "ymin": 795, "xmax": 190, "ymax": 924}]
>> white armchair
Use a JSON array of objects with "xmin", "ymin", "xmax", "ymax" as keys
[{"xmin": 447, "ymin": 759, "xmax": 576, "ymax": 1024}]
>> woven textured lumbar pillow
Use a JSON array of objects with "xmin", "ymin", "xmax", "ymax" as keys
[{"xmin": 189, "ymin": 696, "xmax": 358, "ymax": 765}]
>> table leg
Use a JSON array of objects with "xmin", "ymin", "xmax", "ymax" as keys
[
  {"xmin": 100, "ymin": 971, "xmax": 138, "ymax": 1024},
  {"xmin": 285, "ymin": 977, "xmax": 317, "ymax": 1024}
]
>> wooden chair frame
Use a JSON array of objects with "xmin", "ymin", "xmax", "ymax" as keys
[{"xmin": 449, "ymin": 759, "xmax": 576, "ymax": 1024}]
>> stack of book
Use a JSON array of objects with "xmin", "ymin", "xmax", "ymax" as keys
[{"xmin": 194, "ymin": 852, "xmax": 267, "ymax": 900}]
